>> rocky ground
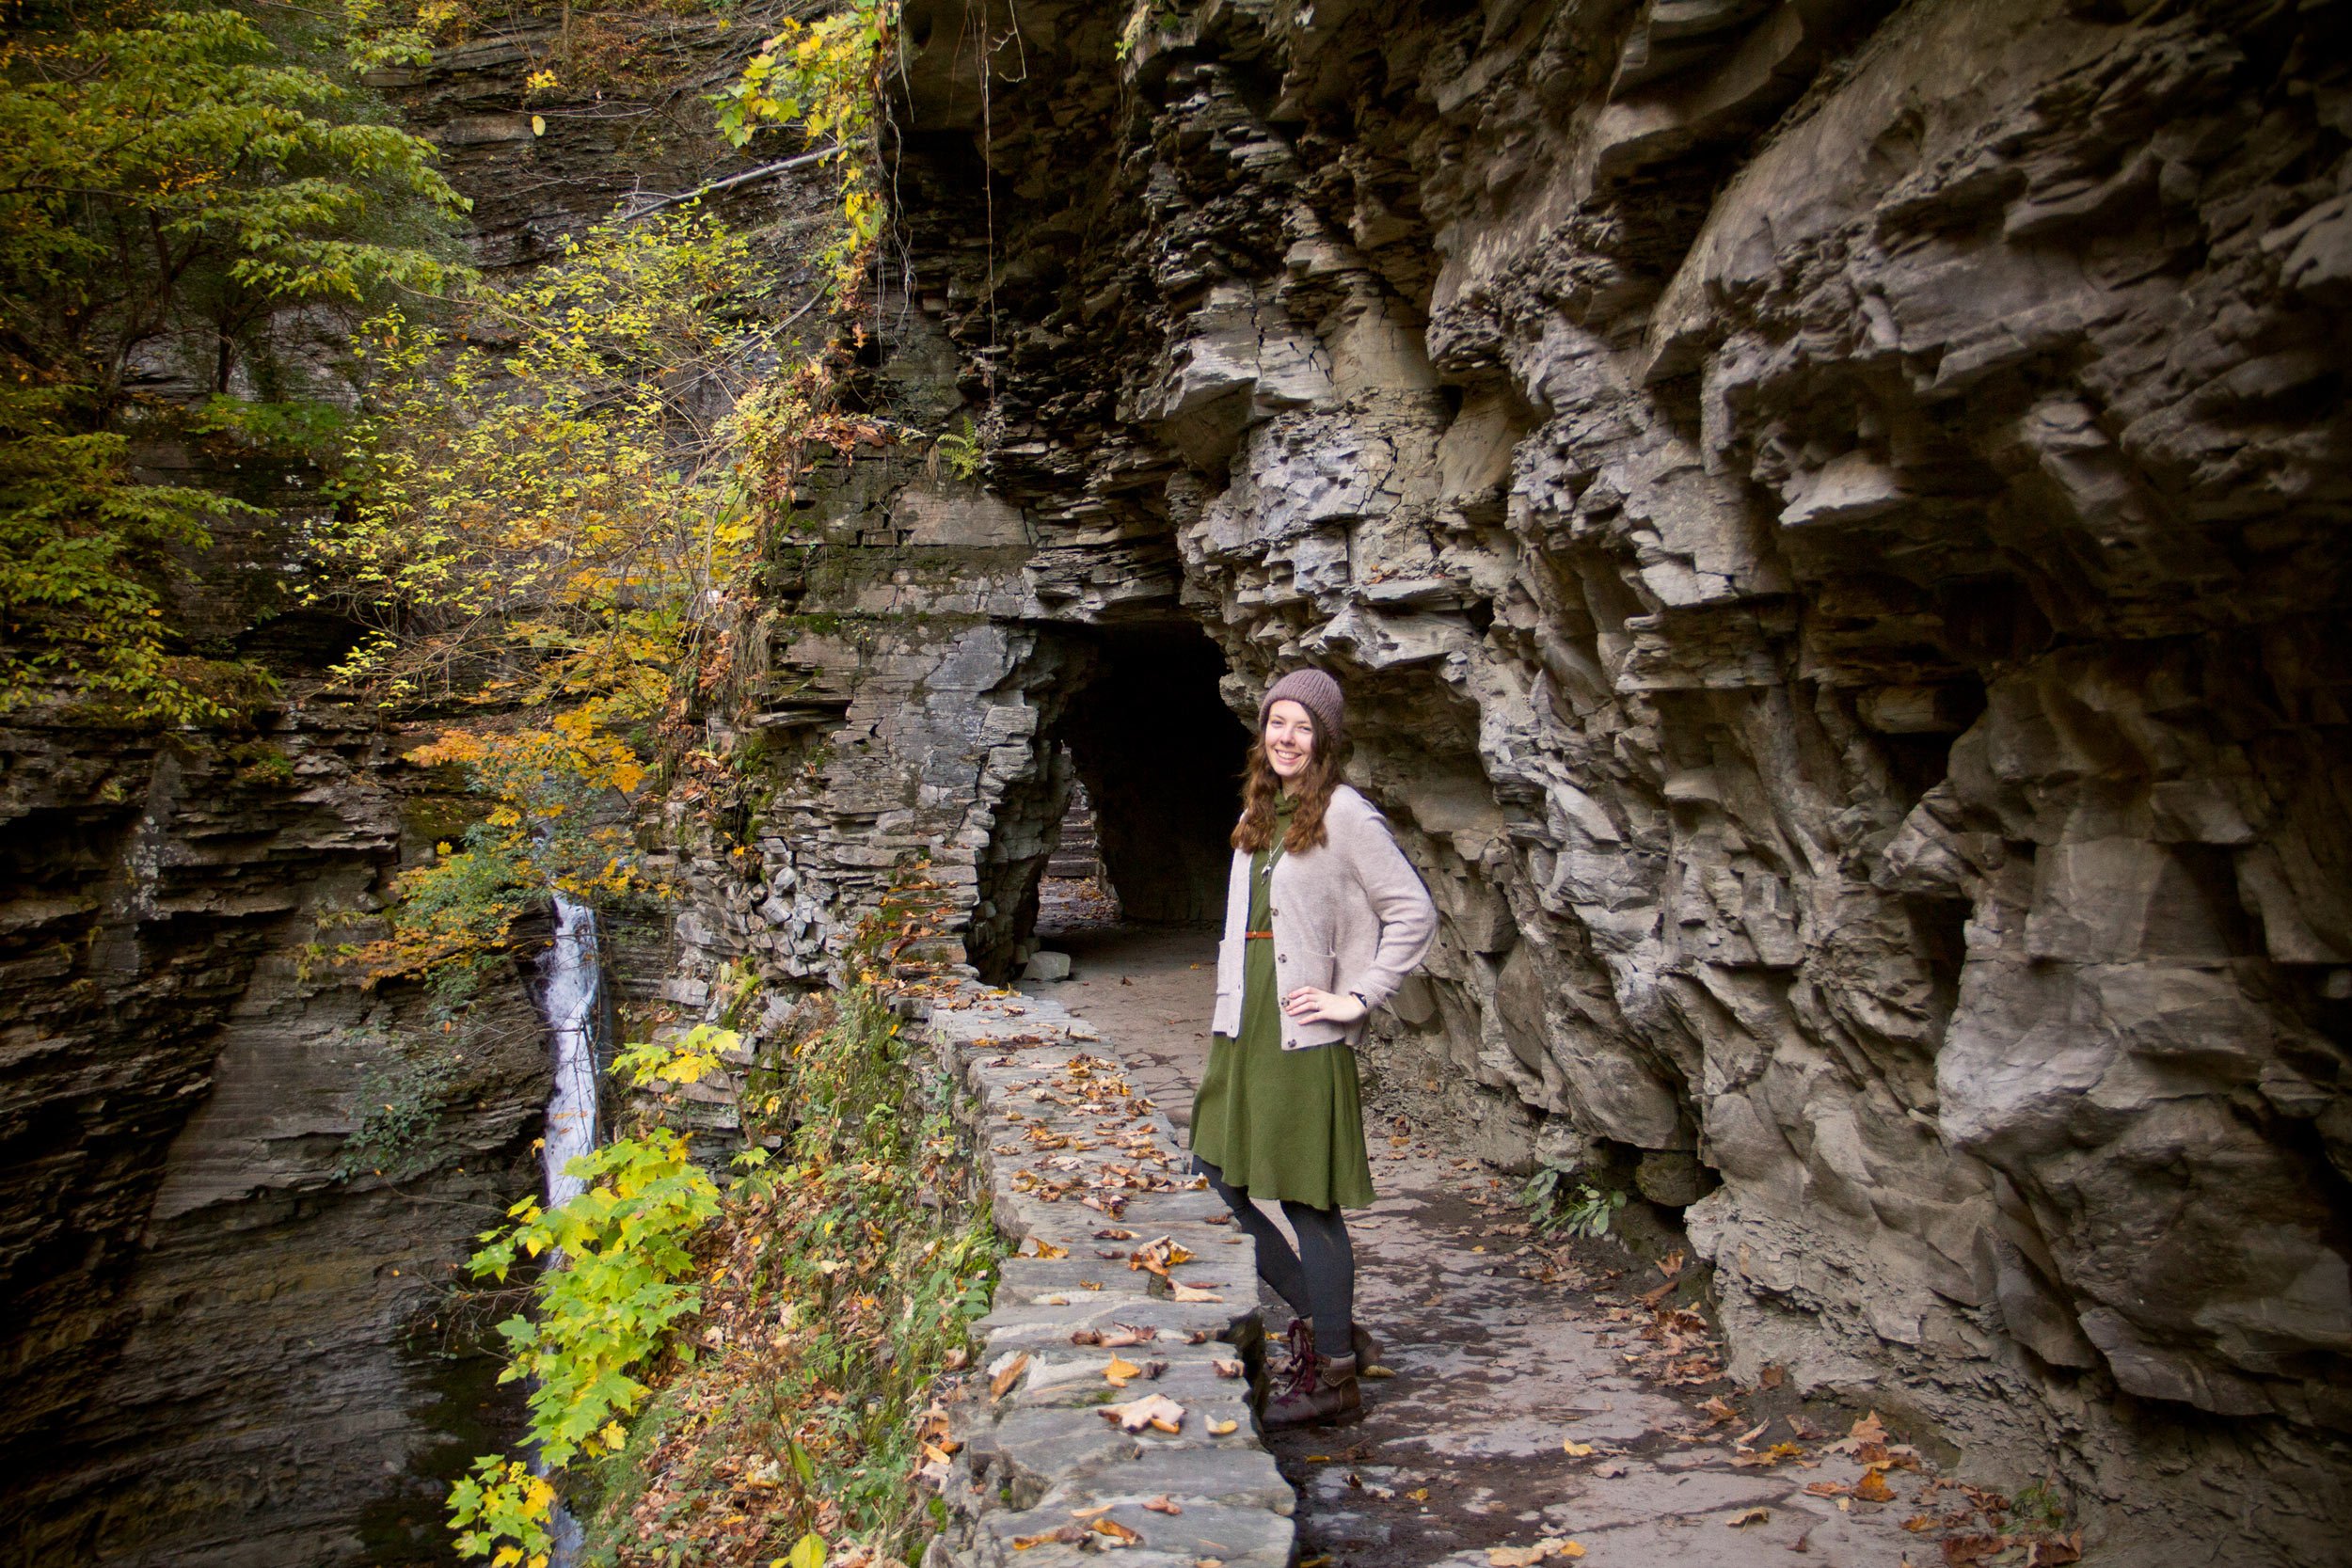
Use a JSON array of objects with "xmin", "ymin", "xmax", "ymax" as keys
[{"xmin": 1024, "ymin": 902, "xmax": 2090, "ymax": 1567}]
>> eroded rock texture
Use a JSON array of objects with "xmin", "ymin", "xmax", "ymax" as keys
[
  {"xmin": 0, "ymin": 713, "xmax": 549, "ymax": 1565},
  {"xmin": 689, "ymin": 0, "xmax": 2352, "ymax": 1558}
]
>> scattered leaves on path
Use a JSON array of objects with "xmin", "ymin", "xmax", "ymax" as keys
[{"xmin": 1487, "ymin": 1539, "xmax": 1584, "ymax": 1565}]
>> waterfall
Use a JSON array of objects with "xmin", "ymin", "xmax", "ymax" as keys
[
  {"xmin": 539, "ymin": 891, "xmax": 603, "ymax": 1208},
  {"xmin": 533, "ymin": 891, "xmax": 604, "ymax": 1567}
]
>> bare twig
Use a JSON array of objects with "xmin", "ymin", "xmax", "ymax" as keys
[{"xmin": 622, "ymin": 145, "xmax": 843, "ymax": 220}]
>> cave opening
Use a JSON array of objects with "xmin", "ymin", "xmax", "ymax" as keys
[{"xmin": 1001, "ymin": 621, "xmax": 1251, "ymax": 979}]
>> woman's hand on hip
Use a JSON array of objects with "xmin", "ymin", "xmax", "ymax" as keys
[{"xmin": 1280, "ymin": 987, "xmax": 1367, "ymax": 1026}]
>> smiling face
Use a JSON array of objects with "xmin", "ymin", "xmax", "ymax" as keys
[{"xmin": 1263, "ymin": 699, "xmax": 1318, "ymax": 785}]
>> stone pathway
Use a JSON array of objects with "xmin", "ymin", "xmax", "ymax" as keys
[{"xmin": 1024, "ymin": 916, "xmax": 2025, "ymax": 1568}]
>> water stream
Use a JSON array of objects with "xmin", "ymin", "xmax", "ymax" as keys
[
  {"xmin": 540, "ymin": 891, "xmax": 604, "ymax": 1207},
  {"xmin": 533, "ymin": 890, "xmax": 605, "ymax": 1566}
]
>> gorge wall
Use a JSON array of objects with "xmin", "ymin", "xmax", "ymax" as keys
[
  {"xmin": 658, "ymin": 0, "xmax": 2352, "ymax": 1560},
  {"xmin": 0, "ymin": 16, "xmax": 777, "ymax": 1563}
]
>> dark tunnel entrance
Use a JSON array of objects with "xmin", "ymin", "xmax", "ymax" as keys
[
  {"xmin": 1055, "ymin": 625, "xmax": 1250, "ymax": 927},
  {"xmin": 985, "ymin": 622, "xmax": 1250, "ymax": 981}
]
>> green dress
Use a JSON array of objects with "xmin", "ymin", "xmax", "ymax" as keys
[{"xmin": 1189, "ymin": 798, "xmax": 1376, "ymax": 1211}]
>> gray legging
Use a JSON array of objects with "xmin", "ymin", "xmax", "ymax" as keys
[{"xmin": 1196, "ymin": 1156, "xmax": 1356, "ymax": 1358}]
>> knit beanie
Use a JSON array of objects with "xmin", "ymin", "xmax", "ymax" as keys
[{"xmin": 1259, "ymin": 667, "xmax": 1345, "ymax": 740}]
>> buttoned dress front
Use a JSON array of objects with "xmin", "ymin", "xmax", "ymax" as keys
[{"xmin": 1189, "ymin": 787, "xmax": 1437, "ymax": 1211}]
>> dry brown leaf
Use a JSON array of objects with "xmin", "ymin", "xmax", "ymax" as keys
[
  {"xmin": 1011, "ymin": 1525, "xmax": 1084, "ymax": 1549},
  {"xmin": 1213, "ymin": 1357, "xmax": 1244, "ymax": 1378},
  {"xmin": 1406, "ymin": 1487, "xmax": 1430, "ymax": 1501},
  {"xmin": 1143, "ymin": 1496, "xmax": 1182, "ymax": 1515},
  {"xmin": 1070, "ymin": 1329, "xmax": 1104, "ymax": 1346},
  {"xmin": 1099, "ymin": 1392, "xmax": 1185, "ymax": 1433},
  {"xmin": 1104, "ymin": 1355, "xmax": 1143, "ymax": 1386},
  {"xmin": 1828, "ymin": 1412, "xmax": 1889, "ymax": 1455},
  {"xmin": 1562, "ymin": 1438, "xmax": 1595, "ymax": 1457},
  {"xmin": 1700, "ymin": 1395, "xmax": 1740, "ymax": 1425},
  {"xmin": 1028, "ymin": 1240, "xmax": 1069, "ymax": 1259},
  {"xmin": 1729, "ymin": 1507, "xmax": 1771, "ymax": 1528},
  {"xmin": 1856, "ymin": 1467, "xmax": 1895, "ymax": 1503},
  {"xmin": 1101, "ymin": 1325, "xmax": 1158, "ymax": 1348},
  {"xmin": 1759, "ymin": 1363, "xmax": 1787, "ymax": 1388},
  {"xmin": 1093, "ymin": 1517, "xmax": 1143, "ymax": 1547},
  {"xmin": 1207, "ymin": 1418, "xmax": 1238, "ymax": 1435},
  {"xmin": 1168, "ymin": 1281, "xmax": 1225, "ymax": 1303},
  {"xmin": 988, "ymin": 1351, "xmax": 1030, "ymax": 1400}
]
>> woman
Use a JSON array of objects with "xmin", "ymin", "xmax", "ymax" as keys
[{"xmin": 1189, "ymin": 668, "xmax": 1438, "ymax": 1426}]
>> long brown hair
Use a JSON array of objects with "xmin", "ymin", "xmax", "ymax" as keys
[{"xmin": 1232, "ymin": 711, "xmax": 1349, "ymax": 854}]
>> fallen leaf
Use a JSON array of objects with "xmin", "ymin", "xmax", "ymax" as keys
[
  {"xmin": 1011, "ymin": 1526, "xmax": 1084, "ymax": 1548},
  {"xmin": 1734, "ymin": 1420, "xmax": 1771, "ymax": 1449},
  {"xmin": 1104, "ymin": 1355, "xmax": 1143, "ymax": 1386},
  {"xmin": 1362, "ymin": 1362, "xmax": 1396, "ymax": 1378},
  {"xmin": 1168, "ymin": 1282, "xmax": 1226, "ymax": 1302},
  {"xmin": 1729, "ymin": 1508, "xmax": 1771, "ymax": 1528},
  {"xmin": 1828, "ymin": 1412, "xmax": 1889, "ymax": 1455},
  {"xmin": 1101, "ymin": 1325, "xmax": 1159, "ymax": 1348},
  {"xmin": 988, "ymin": 1352, "xmax": 1030, "ymax": 1399},
  {"xmin": 1093, "ymin": 1517, "xmax": 1143, "ymax": 1546},
  {"xmin": 1070, "ymin": 1329, "xmax": 1104, "ymax": 1346},
  {"xmin": 1562, "ymin": 1438, "xmax": 1595, "ymax": 1457},
  {"xmin": 1406, "ymin": 1487, "xmax": 1430, "ymax": 1501},
  {"xmin": 1099, "ymin": 1393, "xmax": 1185, "ymax": 1433},
  {"xmin": 1212, "ymin": 1357, "xmax": 1244, "ymax": 1378},
  {"xmin": 1856, "ymin": 1467, "xmax": 1895, "ymax": 1502},
  {"xmin": 1487, "ymin": 1540, "xmax": 1584, "ymax": 1566},
  {"xmin": 1700, "ymin": 1396, "xmax": 1740, "ymax": 1425},
  {"xmin": 1658, "ymin": 1249, "xmax": 1686, "ymax": 1277},
  {"xmin": 1143, "ymin": 1496, "xmax": 1182, "ymax": 1515},
  {"xmin": 1069, "ymin": 1503, "xmax": 1116, "ymax": 1519},
  {"xmin": 1028, "ymin": 1240, "xmax": 1069, "ymax": 1259},
  {"xmin": 1207, "ymin": 1418, "xmax": 1238, "ymax": 1435},
  {"xmin": 1759, "ymin": 1363, "xmax": 1787, "ymax": 1388}
]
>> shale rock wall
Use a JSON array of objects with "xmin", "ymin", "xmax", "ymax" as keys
[{"xmin": 680, "ymin": 0, "xmax": 2352, "ymax": 1560}]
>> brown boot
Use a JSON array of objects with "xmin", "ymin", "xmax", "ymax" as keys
[
  {"xmin": 1284, "ymin": 1316, "xmax": 1383, "ymax": 1370},
  {"xmin": 1266, "ymin": 1351, "xmax": 1362, "ymax": 1428}
]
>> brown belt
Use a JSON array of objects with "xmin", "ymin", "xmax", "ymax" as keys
[{"xmin": 1245, "ymin": 930, "xmax": 1273, "ymax": 940}]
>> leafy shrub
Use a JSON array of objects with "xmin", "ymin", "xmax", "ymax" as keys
[{"xmin": 1521, "ymin": 1162, "xmax": 1628, "ymax": 1239}]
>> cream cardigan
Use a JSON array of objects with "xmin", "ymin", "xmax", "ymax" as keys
[{"xmin": 1211, "ymin": 783, "xmax": 1438, "ymax": 1051}]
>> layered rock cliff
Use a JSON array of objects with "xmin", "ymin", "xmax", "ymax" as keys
[
  {"xmin": 662, "ymin": 0, "xmax": 2352, "ymax": 1559},
  {"xmin": 0, "ymin": 16, "xmax": 768, "ymax": 1562}
]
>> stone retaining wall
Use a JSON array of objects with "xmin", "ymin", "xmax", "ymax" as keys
[{"xmin": 897, "ymin": 980, "xmax": 1295, "ymax": 1568}]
